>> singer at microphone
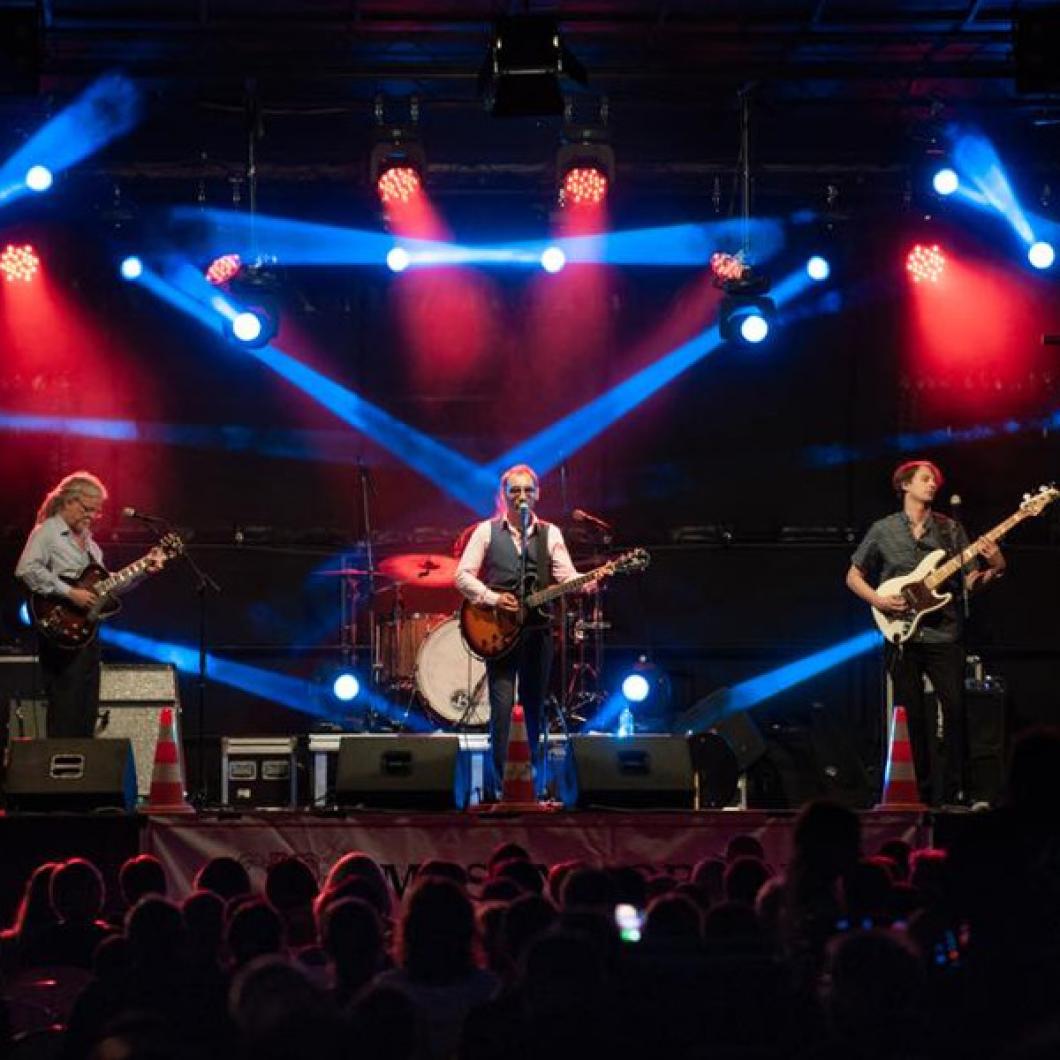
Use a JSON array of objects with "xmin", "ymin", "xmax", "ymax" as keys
[{"xmin": 453, "ymin": 463, "xmax": 588, "ymax": 798}]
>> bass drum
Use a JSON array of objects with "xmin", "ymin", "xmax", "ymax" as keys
[{"xmin": 414, "ymin": 616, "xmax": 490, "ymax": 728}]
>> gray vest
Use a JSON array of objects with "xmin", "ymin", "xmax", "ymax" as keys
[{"xmin": 484, "ymin": 518, "xmax": 551, "ymax": 591}]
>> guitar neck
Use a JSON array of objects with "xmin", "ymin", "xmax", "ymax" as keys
[
  {"xmin": 526, "ymin": 565, "xmax": 609, "ymax": 609},
  {"xmin": 95, "ymin": 554, "xmax": 155, "ymax": 596},
  {"xmin": 924, "ymin": 509, "xmax": 1026, "ymax": 589}
]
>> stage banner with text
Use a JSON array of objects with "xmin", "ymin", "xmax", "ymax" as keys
[{"xmin": 144, "ymin": 811, "xmax": 928, "ymax": 899}]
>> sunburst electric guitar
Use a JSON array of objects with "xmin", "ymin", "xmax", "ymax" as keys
[
  {"xmin": 460, "ymin": 548, "xmax": 650, "ymax": 661},
  {"xmin": 30, "ymin": 532, "xmax": 184, "ymax": 649},
  {"xmin": 872, "ymin": 486, "xmax": 1058, "ymax": 645}
]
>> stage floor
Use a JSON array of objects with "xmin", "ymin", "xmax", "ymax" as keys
[{"xmin": 0, "ymin": 807, "xmax": 932, "ymax": 915}]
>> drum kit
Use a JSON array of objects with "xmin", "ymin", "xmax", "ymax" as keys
[{"xmin": 318, "ymin": 535, "xmax": 615, "ymax": 733}]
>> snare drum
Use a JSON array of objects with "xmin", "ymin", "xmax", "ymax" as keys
[
  {"xmin": 379, "ymin": 612, "xmax": 447, "ymax": 684},
  {"xmin": 414, "ymin": 616, "xmax": 489, "ymax": 728}
]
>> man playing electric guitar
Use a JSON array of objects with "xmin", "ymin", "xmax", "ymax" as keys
[
  {"xmin": 15, "ymin": 471, "xmax": 166, "ymax": 738},
  {"xmin": 846, "ymin": 460, "xmax": 1005, "ymax": 805},
  {"xmin": 455, "ymin": 463, "xmax": 586, "ymax": 796}
]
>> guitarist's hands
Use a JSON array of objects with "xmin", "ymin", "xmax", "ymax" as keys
[
  {"xmin": 67, "ymin": 587, "xmax": 99, "ymax": 610},
  {"xmin": 875, "ymin": 593, "xmax": 909, "ymax": 615},
  {"xmin": 495, "ymin": 592, "xmax": 520, "ymax": 613},
  {"xmin": 145, "ymin": 546, "xmax": 167, "ymax": 572}
]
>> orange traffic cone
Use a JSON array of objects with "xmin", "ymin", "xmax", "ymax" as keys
[
  {"xmin": 473, "ymin": 704, "xmax": 559, "ymax": 813},
  {"xmin": 876, "ymin": 705, "xmax": 925, "ymax": 810},
  {"xmin": 146, "ymin": 708, "xmax": 194, "ymax": 814}
]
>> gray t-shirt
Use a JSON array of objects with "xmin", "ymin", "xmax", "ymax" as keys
[{"xmin": 851, "ymin": 510, "xmax": 972, "ymax": 643}]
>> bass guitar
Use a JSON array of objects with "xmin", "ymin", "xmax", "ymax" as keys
[
  {"xmin": 872, "ymin": 485, "xmax": 1057, "ymax": 644},
  {"xmin": 460, "ymin": 548, "xmax": 650, "ymax": 661},
  {"xmin": 31, "ymin": 532, "xmax": 184, "ymax": 649}
]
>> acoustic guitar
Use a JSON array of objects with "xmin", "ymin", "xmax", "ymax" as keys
[{"xmin": 460, "ymin": 548, "xmax": 650, "ymax": 661}]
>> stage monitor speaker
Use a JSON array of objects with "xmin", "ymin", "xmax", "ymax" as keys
[
  {"xmin": 569, "ymin": 735, "xmax": 693, "ymax": 809},
  {"xmin": 335, "ymin": 736, "xmax": 468, "ymax": 810},
  {"xmin": 4, "ymin": 738, "xmax": 137, "ymax": 813}
]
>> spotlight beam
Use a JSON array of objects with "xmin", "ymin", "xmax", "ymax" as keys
[
  {"xmin": 170, "ymin": 208, "xmax": 786, "ymax": 269},
  {"xmin": 676, "ymin": 630, "xmax": 881, "ymax": 734},
  {"xmin": 0, "ymin": 74, "xmax": 142, "ymax": 208},
  {"xmin": 488, "ymin": 269, "xmax": 812, "ymax": 482}
]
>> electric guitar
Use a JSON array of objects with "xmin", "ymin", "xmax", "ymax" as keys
[
  {"xmin": 31, "ymin": 532, "xmax": 184, "ymax": 649},
  {"xmin": 872, "ymin": 486, "xmax": 1058, "ymax": 644},
  {"xmin": 460, "ymin": 548, "xmax": 650, "ymax": 661}
]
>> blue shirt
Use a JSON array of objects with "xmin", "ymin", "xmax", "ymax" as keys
[{"xmin": 15, "ymin": 515, "xmax": 104, "ymax": 599}]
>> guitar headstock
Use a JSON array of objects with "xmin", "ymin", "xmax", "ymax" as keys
[
  {"xmin": 609, "ymin": 548, "xmax": 650, "ymax": 574},
  {"xmin": 1020, "ymin": 485, "xmax": 1060, "ymax": 517},
  {"xmin": 158, "ymin": 532, "xmax": 186, "ymax": 559}
]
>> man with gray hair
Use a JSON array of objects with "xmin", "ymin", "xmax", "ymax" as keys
[{"xmin": 16, "ymin": 472, "xmax": 120, "ymax": 737}]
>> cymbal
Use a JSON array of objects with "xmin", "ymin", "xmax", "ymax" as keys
[{"xmin": 378, "ymin": 553, "xmax": 458, "ymax": 588}]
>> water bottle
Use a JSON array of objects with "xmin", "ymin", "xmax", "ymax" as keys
[{"xmin": 617, "ymin": 706, "xmax": 635, "ymax": 738}]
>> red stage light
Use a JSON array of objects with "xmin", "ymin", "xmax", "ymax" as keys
[
  {"xmin": 0, "ymin": 244, "xmax": 39, "ymax": 283},
  {"xmin": 906, "ymin": 244, "xmax": 946, "ymax": 284},
  {"xmin": 710, "ymin": 251, "xmax": 747, "ymax": 285},
  {"xmin": 377, "ymin": 166, "xmax": 422, "ymax": 205},
  {"xmin": 561, "ymin": 165, "xmax": 608, "ymax": 207},
  {"xmin": 205, "ymin": 253, "xmax": 242, "ymax": 286}
]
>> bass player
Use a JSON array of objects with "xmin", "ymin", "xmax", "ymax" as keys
[
  {"xmin": 455, "ymin": 463, "xmax": 585, "ymax": 797},
  {"xmin": 15, "ymin": 471, "xmax": 165, "ymax": 738},
  {"xmin": 845, "ymin": 459, "xmax": 1005, "ymax": 805}
]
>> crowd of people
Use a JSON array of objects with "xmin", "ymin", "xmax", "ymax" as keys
[{"xmin": 2, "ymin": 726, "xmax": 1060, "ymax": 1060}]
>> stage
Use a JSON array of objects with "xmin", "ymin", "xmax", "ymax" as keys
[{"xmin": 0, "ymin": 807, "xmax": 935, "ymax": 919}]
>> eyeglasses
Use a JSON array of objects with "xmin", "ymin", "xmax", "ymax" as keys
[
  {"xmin": 75, "ymin": 498, "xmax": 103, "ymax": 515},
  {"xmin": 506, "ymin": 486, "xmax": 537, "ymax": 496}
]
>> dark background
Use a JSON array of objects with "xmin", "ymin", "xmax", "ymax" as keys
[{"xmin": 1, "ymin": 1, "xmax": 1059, "ymax": 799}]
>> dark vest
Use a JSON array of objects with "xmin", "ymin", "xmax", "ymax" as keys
[{"xmin": 483, "ymin": 518, "xmax": 552, "ymax": 591}]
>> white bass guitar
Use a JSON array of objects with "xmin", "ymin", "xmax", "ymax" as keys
[{"xmin": 873, "ymin": 485, "xmax": 1058, "ymax": 644}]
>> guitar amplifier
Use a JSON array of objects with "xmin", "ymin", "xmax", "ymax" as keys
[{"xmin": 96, "ymin": 664, "xmax": 180, "ymax": 803}]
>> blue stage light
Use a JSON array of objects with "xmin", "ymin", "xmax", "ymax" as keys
[
  {"xmin": 806, "ymin": 255, "xmax": 831, "ymax": 281},
  {"xmin": 25, "ymin": 165, "xmax": 53, "ymax": 193},
  {"xmin": 332, "ymin": 672, "xmax": 361, "ymax": 702},
  {"xmin": 932, "ymin": 167, "xmax": 959, "ymax": 196},
  {"xmin": 120, "ymin": 255, "xmax": 143, "ymax": 281},
  {"xmin": 387, "ymin": 246, "xmax": 411, "ymax": 272},
  {"xmin": 231, "ymin": 310, "xmax": 265, "ymax": 344},
  {"xmin": 739, "ymin": 312, "xmax": 770, "ymax": 344},
  {"xmin": 1028, "ymin": 241, "xmax": 1055, "ymax": 270},
  {"xmin": 18, "ymin": 602, "xmax": 32, "ymax": 627},
  {"xmin": 540, "ymin": 246, "xmax": 566, "ymax": 273},
  {"xmin": 621, "ymin": 673, "xmax": 651, "ymax": 703}
]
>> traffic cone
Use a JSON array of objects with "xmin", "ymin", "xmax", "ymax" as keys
[
  {"xmin": 876, "ymin": 705, "xmax": 925, "ymax": 810},
  {"xmin": 474, "ymin": 704, "xmax": 559, "ymax": 813},
  {"xmin": 146, "ymin": 708, "xmax": 194, "ymax": 814}
]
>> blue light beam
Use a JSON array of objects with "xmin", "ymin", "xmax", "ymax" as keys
[
  {"xmin": 0, "ymin": 74, "xmax": 142, "ymax": 206},
  {"xmin": 489, "ymin": 269, "xmax": 812, "ymax": 480},
  {"xmin": 677, "ymin": 630, "xmax": 881, "ymax": 733},
  {"xmin": 950, "ymin": 129, "xmax": 1035, "ymax": 246}
]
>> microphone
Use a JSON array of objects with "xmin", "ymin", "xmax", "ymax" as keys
[
  {"xmin": 572, "ymin": 508, "xmax": 613, "ymax": 531},
  {"xmin": 121, "ymin": 507, "xmax": 167, "ymax": 523}
]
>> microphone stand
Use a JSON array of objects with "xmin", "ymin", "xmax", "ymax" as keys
[
  {"xmin": 358, "ymin": 460, "xmax": 379, "ymax": 731},
  {"xmin": 951, "ymin": 499, "xmax": 971, "ymax": 622},
  {"xmin": 137, "ymin": 515, "xmax": 220, "ymax": 808},
  {"xmin": 185, "ymin": 549, "xmax": 221, "ymax": 808}
]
